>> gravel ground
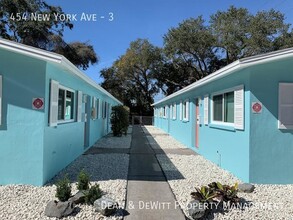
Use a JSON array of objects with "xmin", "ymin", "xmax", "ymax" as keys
[
  {"xmin": 142, "ymin": 126, "xmax": 167, "ymax": 136},
  {"xmin": 93, "ymin": 126, "xmax": 132, "ymax": 149},
  {"xmin": 143, "ymin": 126, "xmax": 187, "ymax": 149},
  {"xmin": 157, "ymin": 154, "xmax": 293, "ymax": 220},
  {"xmin": 0, "ymin": 153, "xmax": 129, "ymax": 220}
]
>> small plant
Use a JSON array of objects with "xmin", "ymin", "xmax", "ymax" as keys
[
  {"xmin": 55, "ymin": 175, "xmax": 72, "ymax": 202},
  {"xmin": 77, "ymin": 169, "xmax": 90, "ymax": 191},
  {"xmin": 84, "ymin": 184, "xmax": 102, "ymax": 205},
  {"xmin": 191, "ymin": 186, "xmax": 217, "ymax": 203},
  {"xmin": 111, "ymin": 105, "xmax": 129, "ymax": 136},
  {"xmin": 208, "ymin": 182, "xmax": 240, "ymax": 203}
]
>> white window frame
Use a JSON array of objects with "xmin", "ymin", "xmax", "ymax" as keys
[
  {"xmin": 163, "ymin": 105, "xmax": 168, "ymax": 118},
  {"xmin": 97, "ymin": 98, "xmax": 100, "ymax": 119},
  {"xmin": 182, "ymin": 99, "xmax": 189, "ymax": 121},
  {"xmin": 102, "ymin": 101, "xmax": 105, "ymax": 119},
  {"xmin": 211, "ymin": 85, "xmax": 244, "ymax": 128},
  {"xmin": 204, "ymin": 95, "xmax": 209, "ymax": 125},
  {"xmin": 179, "ymin": 101, "xmax": 182, "ymax": 120},
  {"xmin": 172, "ymin": 102, "xmax": 177, "ymax": 120},
  {"xmin": 211, "ymin": 89, "xmax": 235, "ymax": 127},
  {"xmin": 91, "ymin": 97, "xmax": 97, "ymax": 120},
  {"xmin": 77, "ymin": 91, "xmax": 83, "ymax": 122},
  {"xmin": 278, "ymin": 83, "xmax": 293, "ymax": 129},
  {"xmin": 57, "ymin": 85, "xmax": 75, "ymax": 124}
]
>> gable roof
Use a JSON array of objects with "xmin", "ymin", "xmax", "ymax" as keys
[
  {"xmin": 153, "ymin": 47, "xmax": 293, "ymax": 106},
  {"xmin": 0, "ymin": 38, "xmax": 122, "ymax": 104}
]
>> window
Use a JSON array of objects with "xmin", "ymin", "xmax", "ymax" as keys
[
  {"xmin": 58, "ymin": 87, "xmax": 74, "ymax": 121},
  {"xmin": 97, "ymin": 98, "xmax": 100, "ymax": 119},
  {"xmin": 162, "ymin": 106, "xmax": 166, "ymax": 118},
  {"xmin": 108, "ymin": 103, "xmax": 111, "ymax": 117},
  {"xmin": 102, "ymin": 101, "xmax": 107, "ymax": 119},
  {"xmin": 204, "ymin": 95, "xmax": 209, "ymax": 125},
  {"xmin": 279, "ymin": 83, "xmax": 293, "ymax": 129},
  {"xmin": 165, "ymin": 105, "xmax": 168, "ymax": 118},
  {"xmin": 212, "ymin": 92, "xmax": 234, "ymax": 123},
  {"xmin": 211, "ymin": 85, "xmax": 244, "ymax": 129},
  {"xmin": 49, "ymin": 80, "xmax": 77, "ymax": 126},
  {"xmin": 77, "ymin": 91, "xmax": 83, "ymax": 122},
  {"xmin": 182, "ymin": 99, "xmax": 189, "ymax": 121},
  {"xmin": 101, "ymin": 101, "xmax": 104, "ymax": 119},
  {"xmin": 172, "ymin": 103, "xmax": 176, "ymax": 120},
  {"xmin": 91, "ymin": 97, "xmax": 97, "ymax": 120},
  {"xmin": 180, "ymin": 101, "xmax": 182, "ymax": 120},
  {"xmin": 0, "ymin": 75, "xmax": 2, "ymax": 126}
]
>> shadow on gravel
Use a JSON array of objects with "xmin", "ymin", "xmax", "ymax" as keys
[
  {"xmin": 198, "ymin": 198, "xmax": 252, "ymax": 220},
  {"xmin": 46, "ymin": 125, "xmax": 186, "ymax": 185},
  {"xmin": 45, "ymin": 128, "xmax": 133, "ymax": 186},
  {"xmin": 45, "ymin": 151, "xmax": 129, "ymax": 186}
]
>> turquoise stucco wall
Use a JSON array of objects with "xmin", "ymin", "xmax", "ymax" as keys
[
  {"xmin": 249, "ymin": 58, "xmax": 293, "ymax": 184},
  {"xmin": 0, "ymin": 47, "xmax": 119, "ymax": 186},
  {"xmin": 0, "ymin": 49, "xmax": 45, "ymax": 185},
  {"xmin": 43, "ymin": 63, "xmax": 119, "ymax": 184},
  {"xmin": 155, "ymin": 69, "xmax": 251, "ymax": 182}
]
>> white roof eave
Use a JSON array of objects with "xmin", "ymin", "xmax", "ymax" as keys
[
  {"xmin": 0, "ymin": 38, "xmax": 122, "ymax": 105},
  {"xmin": 153, "ymin": 47, "xmax": 293, "ymax": 106}
]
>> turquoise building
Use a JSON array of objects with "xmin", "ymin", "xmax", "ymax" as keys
[
  {"xmin": 153, "ymin": 48, "xmax": 293, "ymax": 184},
  {"xmin": 0, "ymin": 39, "xmax": 121, "ymax": 186}
]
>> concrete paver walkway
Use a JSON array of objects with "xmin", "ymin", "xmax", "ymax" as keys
[{"xmin": 125, "ymin": 125, "xmax": 186, "ymax": 220}]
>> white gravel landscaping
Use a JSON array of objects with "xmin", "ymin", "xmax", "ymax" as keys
[
  {"xmin": 0, "ymin": 153, "xmax": 129, "ymax": 220},
  {"xmin": 93, "ymin": 126, "xmax": 132, "ymax": 149},
  {"xmin": 157, "ymin": 154, "xmax": 293, "ymax": 220},
  {"xmin": 143, "ymin": 126, "xmax": 187, "ymax": 149}
]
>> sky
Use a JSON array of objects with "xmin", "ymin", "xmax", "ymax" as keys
[{"xmin": 47, "ymin": 0, "xmax": 293, "ymax": 100}]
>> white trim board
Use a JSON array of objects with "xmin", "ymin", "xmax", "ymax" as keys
[
  {"xmin": 0, "ymin": 38, "xmax": 122, "ymax": 105},
  {"xmin": 153, "ymin": 47, "xmax": 293, "ymax": 106}
]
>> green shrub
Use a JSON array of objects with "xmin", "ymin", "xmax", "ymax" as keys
[
  {"xmin": 84, "ymin": 184, "xmax": 102, "ymax": 205},
  {"xmin": 111, "ymin": 105, "xmax": 129, "ymax": 136},
  {"xmin": 77, "ymin": 169, "xmax": 90, "ymax": 191},
  {"xmin": 55, "ymin": 175, "xmax": 72, "ymax": 202},
  {"xmin": 208, "ymin": 182, "xmax": 240, "ymax": 203},
  {"xmin": 190, "ymin": 186, "xmax": 217, "ymax": 203},
  {"xmin": 191, "ymin": 182, "xmax": 240, "ymax": 204}
]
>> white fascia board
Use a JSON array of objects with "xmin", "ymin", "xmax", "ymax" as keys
[
  {"xmin": 153, "ymin": 48, "xmax": 293, "ymax": 106},
  {"xmin": 0, "ymin": 38, "xmax": 122, "ymax": 105},
  {"xmin": 61, "ymin": 58, "xmax": 122, "ymax": 104},
  {"xmin": 0, "ymin": 38, "xmax": 62, "ymax": 63},
  {"xmin": 152, "ymin": 61, "xmax": 241, "ymax": 106},
  {"xmin": 240, "ymin": 47, "xmax": 293, "ymax": 64}
]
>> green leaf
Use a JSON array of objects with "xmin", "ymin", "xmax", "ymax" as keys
[{"xmin": 216, "ymin": 182, "xmax": 224, "ymax": 190}]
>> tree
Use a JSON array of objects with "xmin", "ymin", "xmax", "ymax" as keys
[
  {"xmin": 164, "ymin": 16, "xmax": 216, "ymax": 80},
  {"xmin": 159, "ymin": 16, "xmax": 218, "ymax": 95},
  {"xmin": 210, "ymin": 6, "xmax": 292, "ymax": 64},
  {"xmin": 0, "ymin": 0, "xmax": 98, "ymax": 69},
  {"xmin": 100, "ymin": 66, "xmax": 128, "ymax": 104},
  {"xmin": 101, "ymin": 39, "xmax": 162, "ymax": 115},
  {"xmin": 155, "ymin": 6, "xmax": 293, "ymax": 95},
  {"xmin": 210, "ymin": 6, "xmax": 251, "ymax": 64},
  {"xmin": 154, "ymin": 57, "xmax": 195, "ymax": 96},
  {"xmin": 247, "ymin": 9, "xmax": 290, "ymax": 54}
]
